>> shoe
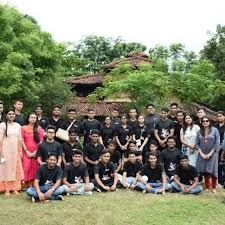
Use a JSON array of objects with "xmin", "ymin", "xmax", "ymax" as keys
[
  {"xmin": 96, "ymin": 188, "xmax": 102, "ymax": 193},
  {"xmin": 31, "ymin": 197, "xmax": 36, "ymax": 203},
  {"xmin": 142, "ymin": 190, "xmax": 147, "ymax": 194},
  {"xmin": 84, "ymin": 191, "xmax": 92, "ymax": 196},
  {"xmin": 56, "ymin": 195, "xmax": 64, "ymax": 201}
]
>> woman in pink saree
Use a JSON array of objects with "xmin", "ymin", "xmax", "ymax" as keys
[
  {"xmin": 0, "ymin": 109, "xmax": 23, "ymax": 196},
  {"xmin": 22, "ymin": 113, "xmax": 44, "ymax": 189}
]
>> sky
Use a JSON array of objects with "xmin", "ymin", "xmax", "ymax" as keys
[{"xmin": 1, "ymin": 0, "xmax": 225, "ymax": 53}]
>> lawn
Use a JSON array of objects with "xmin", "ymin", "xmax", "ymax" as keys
[{"xmin": 0, "ymin": 190, "xmax": 225, "ymax": 225}]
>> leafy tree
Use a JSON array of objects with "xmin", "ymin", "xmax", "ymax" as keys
[
  {"xmin": 169, "ymin": 43, "xmax": 185, "ymax": 60},
  {"xmin": 0, "ymin": 5, "xmax": 72, "ymax": 113}
]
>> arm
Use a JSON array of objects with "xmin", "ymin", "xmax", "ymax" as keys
[
  {"xmin": 122, "ymin": 172, "xmax": 128, "ymax": 187},
  {"xmin": 94, "ymin": 174, "xmax": 110, "ymax": 191},
  {"xmin": 44, "ymin": 179, "xmax": 62, "ymax": 199},
  {"xmin": 57, "ymin": 156, "xmax": 62, "ymax": 166},
  {"xmin": 37, "ymin": 156, "xmax": 45, "ymax": 165},
  {"xmin": 84, "ymin": 176, "xmax": 91, "ymax": 191},
  {"xmin": 84, "ymin": 156, "xmax": 98, "ymax": 165},
  {"xmin": 173, "ymin": 174, "xmax": 185, "ymax": 191},
  {"xmin": 116, "ymin": 159, "xmax": 122, "ymax": 173},
  {"xmin": 111, "ymin": 172, "xmax": 118, "ymax": 191},
  {"xmin": 186, "ymin": 177, "xmax": 199, "ymax": 192},
  {"xmin": 139, "ymin": 137, "xmax": 149, "ymax": 151},
  {"xmin": 115, "ymin": 136, "xmax": 125, "ymax": 150},
  {"xmin": 34, "ymin": 179, "xmax": 45, "ymax": 202}
]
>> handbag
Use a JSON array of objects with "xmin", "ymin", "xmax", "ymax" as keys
[{"xmin": 56, "ymin": 120, "xmax": 76, "ymax": 142}]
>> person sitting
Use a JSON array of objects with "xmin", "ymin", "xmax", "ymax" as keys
[
  {"xmin": 171, "ymin": 154, "xmax": 203, "ymax": 194},
  {"xmin": 124, "ymin": 141, "xmax": 142, "ymax": 163},
  {"xmin": 119, "ymin": 152, "xmax": 142, "ymax": 189},
  {"xmin": 26, "ymin": 154, "xmax": 65, "ymax": 203},
  {"xmin": 144, "ymin": 140, "xmax": 162, "ymax": 164},
  {"xmin": 108, "ymin": 140, "xmax": 122, "ymax": 173},
  {"xmin": 63, "ymin": 150, "xmax": 94, "ymax": 195},
  {"xmin": 136, "ymin": 152, "xmax": 172, "ymax": 194},
  {"xmin": 94, "ymin": 150, "xmax": 119, "ymax": 192}
]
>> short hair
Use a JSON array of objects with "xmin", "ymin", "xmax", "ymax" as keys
[
  {"xmin": 35, "ymin": 104, "xmax": 43, "ymax": 110},
  {"xmin": 72, "ymin": 150, "xmax": 83, "ymax": 156},
  {"xmin": 91, "ymin": 129, "xmax": 100, "ymax": 136},
  {"xmin": 68, "ymin": 129, "xmax": 77, "ymax": 135},
  {"xmin": 88, "ymin": 108, "xmax": 94, "ymax": 112},
  {"xmin": 0, "ymin": 100, "xmax": 3, "ymax": 105},
  {"xmin": 149, "ymin": 140, "xmax": 158, "ymax": 147},
  {"xmin": 128, "ymin": 151, "xmax": 137, "ymax": 157},
  {"xmin": 197, "ymin": 107, "xmax": 205, "ymax": 112},
  {"xmin": 52, "ymin": 105, "xmax": 61, "ymax": 110},
  {"xmin": 167, "ymin": 136, "xmax": 176, "ymax": 142},
  {"xmin": 146, "ymin": 103, "xmax": 155, "ymax": 109},
  {"xmin": 170, "ymin": 102, "xmax": 178, "ymax": 107},
  {"xmin": 68, "ymin": 108, "xmax": 76, "ymax": 113},
  {"xmin": 120, "ymin": 114, "xmax": 128, "ymax": 119},
  {"xmin": 14, "ymin": 99, "xmax": 23, "ymax": 104},
  {"xmin": 108, "ymin": 140, "xmax": 117, "ymax": 146},
  {"xmin": 101, "ymin": 149, "xmax": 111, "ymax": 155},
  {"xmin": 148, "ymin": 152, "xmax": 157, "ymax": 158},
  {"xmin": 128, "ymin": 141, "xmax": 137, "ymax": 148},
  {"xmin": 46, "ymin": 125, "xmax": 56, "ymax": 132},
  {"xmin": 129, "ymin": 108, "xmax": 137, "ymax": 112},
  {"xmin": 217, "ymin": 111, "xmax": 225, "ymax": 116},
  {"xmin": 176, "ymin": 110, "xmax": 185, "ymax": 116},
  {"xmin": 179, "ymin": 154, "xmax": 188, "ymax": 161},
  {"xmin": 47, "ymin": 153, "xmax": 57, "ymax": 159},
  {"xmin": 112, "ymin": 108, "xmax": 119, "ymax": 112},
  {"xmin": 161, "ymin": 107, "xmax": 169, "ymax": 113}
]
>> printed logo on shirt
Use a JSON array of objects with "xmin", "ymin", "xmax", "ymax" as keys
[
  {"xmin": 102, "ymin": 169, "xmax": 110, "ymax": 180},
  {"xmin": 74, "ymin": 176, "xmax": 83, "ymax": 184}
]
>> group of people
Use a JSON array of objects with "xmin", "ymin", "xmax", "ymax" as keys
[{"xmin": 0, "ymin": 100, "xmax": 224, "ymax": 203}]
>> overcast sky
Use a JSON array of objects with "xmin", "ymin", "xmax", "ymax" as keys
[{"xmin": 1, "ymin": 0, "xmax": 225, "ymax": 53}]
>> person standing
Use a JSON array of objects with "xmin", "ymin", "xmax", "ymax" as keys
[
  {"xmin": 14, "ymin": 99, "xmax": 26, "ymax": 126},
  {"xmin": 0, "ymin": 109, "xmax": 23, "ymax": 196},
  {"xmin": 49, "ymin": 105, "xmax": 64, "ymax": 132},
  {"xmin": 196, "ymin": 116, "xmax": 220, "ymax": 193},
  {"xmin": 35, "ymin": 104, "xmax": 49, "ymax": 131},
  {"xmin": 180, "ymin": 114, "xmax": 200, "ymax": 167},
  {"xmin": 22, "ymin": 113, "xmax": 44, "ymax": 189},
  {"xmin": 0, "ymin": 101, "xmax": 5, "ymax": 123}
]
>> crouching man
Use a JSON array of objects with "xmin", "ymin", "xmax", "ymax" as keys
[
  {"xmin": 171, "ymin": 154, "xmax": 203, "ymax": 194},
  {"xmin": 136, "ymin": 152, "xmax": 171, "ymax": 194},
  {"xmin": 63, "ymin": 150, "xmax": 94, "ymax": 195},
  {"xmin": 26, "ymin": 154, "xmax": 65, "ymax": 202},
  {"xmin": 94, "ymin": 150, "xmax": 119, "ymax": 192}
]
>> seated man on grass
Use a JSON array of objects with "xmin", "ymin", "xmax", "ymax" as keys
[
  {"xmin": 171, "ymin": 154, "xmax": 203, "ymax": 194},
  {"xmin": 94, "ymin": 149, "xmax": 119, "ymax": 192},
  {"xmin": 63, "ymin": 150, "xmax": 94, "ymax": 195},
  {"xmin": 118, "ymin": 152, "xmax": 142, "ymax": 189},
  {"xmin": 136, "ymin": 152, "xmax": 171, "ymax": 194},
  {"xmin": 26, "ymin": 154, "xmax": 65, "ymax": 203}
]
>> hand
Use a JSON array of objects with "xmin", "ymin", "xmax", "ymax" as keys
[
  {"xmin": 44, "ymin": 189, "xmax": 53, "ymax": 199},
  {"xmin": 85, "ymin": 184, "xmax": 90, "ymax": 192},
  {"xmin": 200, "ymin": 153, "xmax": 207, "ymax": 160},
  {"xmin": 94, "ymin": 160, "xmax": 99, "ymax": 165},
  {"xmin": 110, "ymin": 185, "xmax": 116, "ymax": 191},
  {"xmin": 146, "ymin": 184, "xmax": 152, "ymax": 192},
  {"xmin": 184, "ymin": 187, "xmax": 190, "ymax": 193},
  {"xmin": 120, "ymin": 146, "xmax": 126, "ymax": 151},
  {"xmin": 104, "ymin": 186, "xmax": 111, "ymax": 191},
  {"xmin": 189, "ymin": 144, "xmax": 195, "ymax": 150},
  {"xmin": 122, "ymin": 182, "xmax": 128, "ymax": 188},
  {"xmin": 206, "ymin": 153, "xmax": 213, "ymax": 160},
  {"xmin": 26, "ymin": 151, "xmax": 33, "ymax": 158},
  {"xmin": 138, "ymin": 146, "xmax": 143, "ymax": 152},
  {"xmin": 130, "ymin": 184, "xmax": 136, "ymax": 190},
  {"xmin": 180, "ymin": 184, "xmax": 186, "ymax": 192},
  {"xmin": 38, "ymin": 192, "xmax": 45, "ymax": 202},
  {"xmin": 156, "ymin": 188, "xmax": 165, "ymax": 193}
]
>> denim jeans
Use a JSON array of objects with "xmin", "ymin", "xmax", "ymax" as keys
[
  {"xmin": 171, "ymin": 182, "xmax": 203, "ymax": 194},
  {"xmin": 136, "ymin": 182, "xmax": 172, "ymax": 193},
  {"xmin": 64, "ymin": 183, "xmax": 94, "ymax": 195},
  {"xmin": 26, "ymin": 184, "xmax": 65, "ymax": 200},
  {"xmin": 118, "ymin": 174, "xmax": 136, "ymax": 187}
]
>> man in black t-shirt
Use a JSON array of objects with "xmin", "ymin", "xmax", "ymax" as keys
[
  {"xmin": 14, "ymin": 99, "xmax": 26, "ymax": 125},
  {"xmin": 155, "ymin": 107, "xmax": 174, "ymax": 150},
  {"xmin": 108, "ymin": 140, "xmax": 122, "ymax": 173},
  {"xmin": 83, "ymin": 109, "xmax": 101, "ymax": 146},
  {"xmin": 62, "ymin": 129, "xmax": 83, "ymax": 166},
  {"xmin": 136, "ymin": 152, "xmax": 171, "ymax": 194},
  {"xmin": 26, "ymin": 154, "xmax": 65, "ymax": 202},
  {"xmin": 83, "ymin": 129, "xmax": 104, "ymax": 179},
  {"xmin": 119, "ymin": 152, "xmax": 142, "ymax": 189},
  {"xmin": 171, "ymin": 155, "xmax": 203, "ymax": 194},
  {"xmin": 174, "ymin": 110, "xmax": 185, "ymax": 151},
  {"xmin": 63, "ymin": 150, "xmax": 94, "ymax": 195},
  {"xmin": 161, "ymin": 136, "xmax": 181, "ymax": 179},
  {"xmin": 94, "ymin": 150, "xmax": 119, "ymax": 192},
  {"xmin": 36, "ymin": 126, "xmax": 63, "ymax": 166}
]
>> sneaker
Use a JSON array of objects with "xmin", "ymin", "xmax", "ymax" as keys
[
  {"xmin": 96, "ymin": 188, "xmax": 102, "ymax": 193},
  {"xmin": 56, "ymin": 195, "xmax": 64, "ymax": 201},
  {"xmin": 31, "ymin": 197, "xmax": 36, "ymax": 203}
]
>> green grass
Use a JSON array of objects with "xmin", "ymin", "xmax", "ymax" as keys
[{"xmin": 0, "ymin": 190, "xmax": 225, "ymax": 225}]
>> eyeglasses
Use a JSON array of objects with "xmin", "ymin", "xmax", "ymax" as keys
[{"xmin": 202, "ymin": 120, "xmax": 209, "ymax": 123}]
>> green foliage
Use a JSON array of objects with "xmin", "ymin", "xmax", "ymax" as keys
[{"xmin": 0, "ymin": 5, "xmax": 72, "ymax": 113}]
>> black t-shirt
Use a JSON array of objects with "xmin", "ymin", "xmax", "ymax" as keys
[
  {"xmin": 134, "ymin": 125, "xmax": 150, "ymax": 144},
  {"xmin": 174, "ymin": 164, "xmax": 198, "ymax": 185},
  {"xmin": 140, "ymin": 163, "xmax": 165, "ymax": 183},
  {"xmin": 94, "ymin": 161, "xmax": 116, "ymax": 180},
  {"xmin": 37, "ymin": 116, "xmax": 49, "ymax": 131},
  {"xmin": 110, "ymin": 151, "xmax": 121, "ymax": 168},
  {"xmin": 155, "ymin": 119, "xmax": 174, "ymax": 140},
  {"xmin": 144, "ymin": 150, "xmax": 162, "ymax": 164},
  {"xmin": 161, "ymin": 148, "xmax": 181, "ymax": 176},
  {"xmin": 15, "ymin": 113, "xmax": 26, "ymax": 126},
  {"xmin": 168, "ymin": 115, "xmax": 177, "ymax": 122},
  {"xmin": 123, "ymin": 161, "xmax": 142, "ymax": 177},
  {"xmin": 60, "ymin": 120, "xmax": 84, "ymax": 137},
  {"xmin": 62, "ymin": 141, "xmax": 83, "ymax": 163},
  {"xmin": 128, "ymin": 119, "xmax": 139, "ymax": 131},
  {"xmin": 36, "ymin": 164, "xmax": 63, "ymax": 186},
  {"xmin": 214, "ymin": 123, "xmax": 225, "ymax": 145},
  {"xmin": 145, "ymin": 114, "xmax": 160, "ymax": 131},
  {"xmin": 111, "ymin": 117, "xmax": 121, "ymax": 129},
  {"xmin": 49, "ymin": 117, "xmax": 64, "ymax": 131},
  {"xmin": 83, "ymin": 143, "xmax": 104, "ymax": 163},
  {"xmin": 100, "ymin": 125, "xmax": 115, "ymax": 146},
  {"xmin": 63, "ymin": 163, "xmax": 88, "ymax": 184},
  {"xmin": 36, "ymin": 140, "xmax": 63, "ymax": 162},
  {"xmin": 174, "ymin": 122, "xmax": 183, "ymax": 150},
  {"xmin": 115, "ymin": 125, "xmax": 133, "ymax": 145}
]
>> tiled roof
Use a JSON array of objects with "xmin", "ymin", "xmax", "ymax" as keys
[
  {"xmin": 65, "ymin": 72, "xmax": 106, "ymax": 85},
  {"xmin": 68, "ymin": 97, "xmax": 128, "ymax": 116},
  {"xmin": 104, "ymin": 52, "xmax": 152, "ymax": 69}
]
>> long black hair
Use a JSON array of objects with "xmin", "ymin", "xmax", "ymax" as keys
[
  {"xmin": 199, "ymin": 116, "xmax": 212, "ymax": 137},
  {"xmin": 182, "ymin": 113, "xmax": 194, "ymax": 133},
  {"xmin": 4, "ymin": 109, "xmax": 16, "ymax": 137},
  {"xmin": 25, "ymin": 112, "xmax": 40, "ymax": 143}
]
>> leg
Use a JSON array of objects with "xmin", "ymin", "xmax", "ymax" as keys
[
  {"xmin": 204, "ymin": 173, "xmax": 210, "ymax": 189},
  {"xmin": 51, "ymin": 185, "xmax": 65, "ymax": 199},
  {"xmin": 211, "ymin": 174, "xmax": 217, "ymax": 191},
  {"xmin": 126, "ymin": 177, "xmax": 135, "ymax": 187},
  {"xmin": 171, "ymin": 182, "xmax": 182, "ymax": 192},
  {"xmin": 188, "ymin": 185, "xmax": 203, "ymax": 194}
]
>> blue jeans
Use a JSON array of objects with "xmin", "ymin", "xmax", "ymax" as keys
[
  {"xmin": 26, "ymin": 184, "xmax": 65, "ymax": 200},
  {"xmin": 171, "ymin": 182, "xmax": 203, "ymax": 194},
  {"xmin": 136, "ymin": 182, "xmax": 172, "ymax": 193},
  {"xmin": 118, "ymin": 174, "xmax": 136, "ymax": 187}
]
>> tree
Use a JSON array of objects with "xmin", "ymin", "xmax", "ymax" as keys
[
  {"xmin": 0, "ymin": 5, "xmax": 72, "ymax": 113},
  {"xmin": 169, "ymin": 43, "xmax": 185, "ymax": 60}
]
